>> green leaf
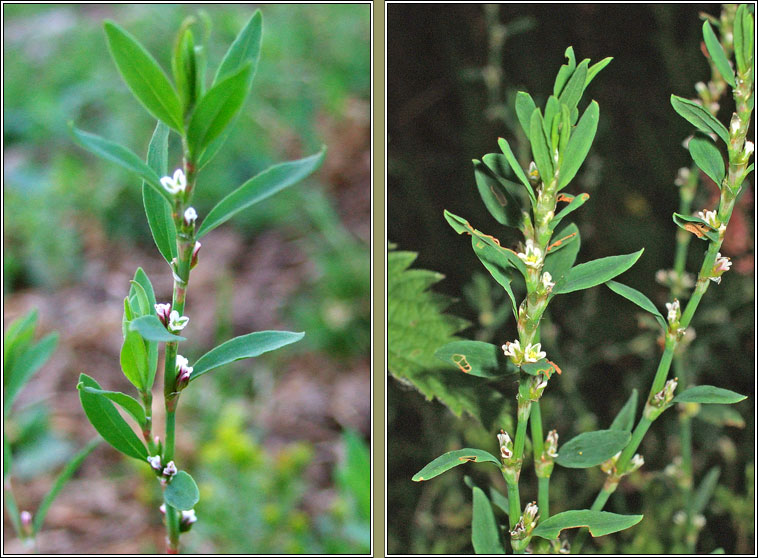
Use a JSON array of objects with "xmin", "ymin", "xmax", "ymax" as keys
[
  {"xmin": 696, "ymin": 404, "xmax": 745, "ymax": 428},
  {"xmin": 142, "ymin": 122, "xmax": 177, "ymax": 263},
  {"xmin": 336, "ymin": 430, "xmax": 370, "ymax": 521},
  {"xmin": 412, "ymin": 449, "xmax": 500, "ymax": 481},
  {"xmin": 670, "ymin": 95, "xmax": 730, "ymax": 144},
  {"xmin": 555, "ymin": 429, "xmax": 631, "ymax": 468},
  {"xmin": 132, "ymin": 268, "xmax": 159, "ymax": 388},
  {"xmin": 702, "ymin": 21, "xmax": 736, "ymax": 87},
  {"xmin": 672, "ymin": 213, "xmax": 720, "ymax": 242},
  {"xmin": 187, "ymin": 63, "xmax": 252, "ymax": 158},
  {"xmin": 553, "ymin": 249, "xmax": 643, "ymax": 295},
  {"xmin": 470, "ymin": 237, "xmax": 519, "ymax": 318},
  {"xmin": 543, "ymin": 96, "xmax": 560, "ymax": 146},
  {"xmin": 585, "ymin": 57, "xmax": 613, "ymax": 88},
  {"xmin": 120, "ymin": 330, "xmax": 149, "ymax": 391},
  {"xmin": 692, "ymin": 467, "xmax": 720, "ymax": 516},
  {"xmin": 482, "ymin": 153, "xmax": 530, "ymax": 207},
  {"xmin": 133, "ymin": 268, "xmax": 157, "ymax": 313},
  {"xmin": 78, "ymin": 373, "xmax": 147, "ymax": 460},
  {"xmin": 605, "ymin": 280, "xmax": 666, "ymax": 329},
  {"xmin": 489, "ymin": 487, "xmax": 510, "ymax": 516},
  {"xmin": 3, "ymin": 309, "xmax": 38, "ymax": 373},
  {"xmin": 191, "ymin": 330, "xmax": 304, "ymax": 381},
  {"xmin": 558, "ymin": 58, "xmax": 589, "ymax": 113},
  {"xmin": 172, "ymin": 27, "xmax": 198, "ymax": 113},
  {"xmin": 129, "ymin": 315, "xmax": 186, "ymax": 342},
  {"xmin": 473, "ymin": 159, "xmax": 521, "ymax": 227},
  {"xmin": 553, "ymin": 46, "xmax": 576, "ymax": 97},
  {"xmin": 515, "ymin": 91, "xmax": 537, "ymax": 140},
  {"xmin": 609, "ymin": 389, "xmax": 638, "ymax": 432},
  {"xmin": 435, "ymin": 340, "xmax": 513, "ymax": 379},
  {"xmin": 689, "ymin": 133, "xmax": 726, "ymax": 185},
  {"xmin": 129, "ymin": 280, "xmax": 150, "ymax": 317},
  {"xmin": 550, "ymin": 193, "xmax": 590, "ymax": 230},
  {"xmin": 558, "ymin": 100, "xmax": 599, "ymax": 190},
  {"xmin": 498, "ymin": 137, "xmax": 536, "ymax": 203},
  {"xmin": 531, "ymin": 510, "xmax": 643, "ymax": 539},
  {"xmin": 214, "ymin": 10, "xmax": 263, "ymax": 85},
  {"xmin": 530, "ymin": 109, "xmax": 554, "ymax": 182},
  {"xmin": 673, "ymin": 385, "xmax": 747, "ymax": 405},
  {"xmin": 546, "ymin": 221, "xmax": 579, "ymax": 257},
  {"xmin": 103, "ymin": 21, "xmax": 183, "ymax": 132},
  {"xmin": 70, "ymin": 125, "xmax": 171, "ymax": 203},
  {"xmin": 77, "ymin": 385, "xmax": 146, "ymax": 427},
  {"xmin": 734, "ymin": 4, "xmax": 754, "ymax": 75},
  {"xmin": 32, "ymin": 438, "xmax": 100, "ymax": 535},
  {"xmin": 543, "ymin": 223, "xmax": 581, "ymax": 282},
  {"xmin": 197, "ymin": 147, "xmax": 326, "ymax": 237},
  {"xmin": 164, "ymin": 470, "xmax": 200, "ymax": 511},
  {"xmin": 520, "ymin": 359, "xmax": 561, "ymax": 377},
  {"xmin": 472, "ymin": 486, "xmax": 505, "ymax": 554},
  {"xmin": 4, "ymin": 333, "xmax": 59, "ymax": 412}
]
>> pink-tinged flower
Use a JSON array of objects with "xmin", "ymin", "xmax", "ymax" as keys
[
  {"xmin": 517, "ymin": 239, "xmax": 543, "ymax": 269},
  {"xmin": 181, "ymin": 509, "xmax": 197, "ymax": 526},
  {"xmin": 155, "ymin": 303, "xmax": 172, "ymax": 326},
  {"xmin": 709, "ymin": 253, "xmax": 732, "ymax": 284},
  {"xmin": 497, "ymin": 429, "xmax": 513, "ymax": 460},
  {"xmin": 175, "ymin": 355, "xmax": 193, "ymax": 385},
  {"xmin": 159, "ymin": 503, "xmax": 166, "ymax": 515},
  {"xmin": 163, "ymin": 460, "xmax": 178, "ymax": 478},
  {"xmin": 147, "ymin": 455, "xmax": 162, "ymax": 471},
  {"xmin": 168, "ymin": 310, "xmax": 189, "ymax": 332},
  {"xmin": 190, "ymin": 241, "xmax": 201, "ymax": 269},
  {"xmin": 184, "ymin": 207, "xmax": 197, "ymax": 226},
  {"xmin": 160, "ymin": 169, "xmax": 187, "ymax": 195}
]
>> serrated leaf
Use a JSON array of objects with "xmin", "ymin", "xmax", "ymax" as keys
[
  {"xmin": 530, "ymin": 109, "xmax": 554, "ymax": 182},
  {"xmin": 472, "ymin": 486, "xmax": 505, "ymax": 554},
  {"xmin": 129, "ymin": 315, "xmax": 186, "ymax": 342},
  {"xmin": 190, "ymin": 330, "xmax": 304, "ymax": 381},
  {"xmin": 556, "ymin": 429, "xmax": 631, "ymax": 468},
  {"xmin": 473, "ymin": 159, "xmax": 522, "ymax": 227},
  {"xmin": 4, "ymin": 333, "xmax": 59, "ymax": 412},
  {"xmin": 689, "ymin": 133, "xmax": 726, "ymax": 185},
  {"xmin": 78, "ymin": 373, "xmax": 147, "ymax": 460},
  {"xmin": 670, "ymin": 95, "xmax": 730, "ymax": 144},
  {"xmin": 558, "ymin": 100, "xmax": 599, "ymax": 190},
  {"xmin": 214, "ymin": 10, "xmax": 262, "ymax": 85},
  {"xmin": 120, "ymin": 330, "xmax": 149, "ymax": 391},
  {"xmin": 164, "ymin": 470, "xmax": 199, "ymax": 511},
  {"xmin": 435, "ymin": 340, "xmax": 513, "ymax": 378},
  {"xmin": 198, "ymin": 148, "xmax": 326, "ymax": 237},
  {"xmin": 142, "ymin": 121, "xmax": 177, "ymax": 263},
  {"xmin": 673, "ymin": 385, "xmax": 747, "ymax": 404},
  {"xmin": 605, "ymin": 281, "xmax": 666, "ymax": 329},
  {"xmin": 531, "ymin": 510, "xmax": 643, "ymax": 539},
  {"xmin": 412, "ymin": 449, "xmax": 500, "ymax": 481},
  {"xmin": 672, "ymin": 213, "xmax": 720, "ymax": 242},
  {"xmin": 103, "ymin": 21, "xmax": 183, "ymax": 132},
  {"xmin": 515, "ymin": 91, "xmax": 537, "ymax": 140},
  {"xmin": 609, "ymin": 389, "xmax": 638, "ymax": 432},
  {"xmin": 554, "ymin": 249, "xmax": 643, "ymax": 294},
  {"xmin": 702, "ymin": 21, "xmax": 736, "ymax": 87}
]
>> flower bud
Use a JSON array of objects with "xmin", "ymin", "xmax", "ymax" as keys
[
  {"xmin": 528, "ymin": 161, "xmax": 539, "ymax": 182},
  {"xmin": 540, "ymin": 272, "xmax": 555, "ymax": 293},
  {"xmin": 155, "ymin": 303, "xmax": 172, "ymax": 326},
  {"xmin": 709, "ymin": 253, "xmax": 732, "ymax": 284},
  {"xmin": 665, "ymin": 299, "xmax": 680, "ymax": 326},
  {"xmin": 497, "ymin": 429, "xmax": 513, "ymax": 460},
  {"xmin": 163, "ymin": 460, "xmax": 178, "ymax": 479},
  {"xmin": 190, "ymin": 241, "xmax": 201, "ymax": 269},
  {"xmin": 179, "ymin": 509, "xmax": 197, "ymax": 532},
  {"xmin": 183, "ymin": 207, "xmax": 197, "ymax": 227},
  {"xmin": 148, "ymin": 455, "xmax": 163, "ymax": 472},
  {"xmin": 174, "ymin": 355, "xmax": 193, "ymax": 391},
  {"xmin": 20, "ymin": 510, "xmax": 33, "ymax": 537},
  {"xmin": 745, "ymin": 141, "xmax": 754, "ymax": 157},
  {"xmin": 545, "ymin": 429, "xmax": 559, "ymax": 458},
  {"xmin": 523, "ymin": 501, "xmax": 539, "ymax": 529},
  {"xmin": 628, "ymin": 453, "xmax": 644, "ymax": 473},
  {"xmin": 159, "ymin": 503, "xmax": 167, "ymax": 515}
]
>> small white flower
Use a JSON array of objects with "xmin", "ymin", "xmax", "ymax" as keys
[
  {"xmin": 181, "ymin": 509, "xmax": 197, "ymax": 525},
  {"xmin": 541, "ymin": 272, "xmax": 555, "ymax": 292},
  {"xmin": 710, "ymin": 253, "xmax": 732, "ymax": 283},
  {"xmin": 696, "ymin": 209, "xmax": 720, "ymax": 229},
  {"xmin": 673, "ymin": 510, "xmax": 686, "ymax": 526},
  {"xmin": 163, "ymin": 460, "xmax": 178, "ymax": 478},
  {"xmin": 517, "ymin": 239, "xmax": 543, "ymax": 269},
  {"xmin": 498, "ymin": 429, "xmax": 513, "ymax": 460},
  {"xmin": 147, "ymin": 455, "xmax": 162, "ymax": 471},
  {"xmin": 629, "ymin": 453, "xmax": 645, "ymax": 472},
  {"xmin": 693, "ymin": 514, "xmax": 706, "ymax": 529},
  {"xmin": 674, "ymin": 167, "xmax": 690, "ymax": 187},
  {"xmin": 159, "ymin": 503, "xmax": 167, "ymax": 515},
  {"xmin": 694, "ymin": 81, "xmax": 707, "ymax": 94},
  {"xmin": 665, "ymin": 299, "xmax": 680, "ymax": 324},
  {"xmin": 155, "ymin": 303, "xmax": 171, "ymax": 325},
  {"xmin": 730, "ymin": 117, "xmax": 740, "ymax": 134},
  {"xmin": 523, "ymin": 343, "xmax": 546, "ymax": 363},
  {"xmin": 545, "ymin": 430, "xmax": 559, "ymax": 458},
  {"xmin": 745, "ymin": 141, "xmax": 754, "ymax": 157},
  {"xmin": 184, "ymin": 207, "xmax": 197, "ymax": 225},
  {"xmin": 523, "ymin": 501, "xmax": 540, "ymax": 529},
  {"xmin": 168, "ymin": 310, "xmax": 189, "ymax": 331},
  {"xmin": 502, "ymin": 340, "xmax": 522, "ymax": 359},
  {"xmin": 175, "ymin": 354, "xmax": 193, "ymax": 383},
  {"xmin": 160, "ymin": 169, "xmax": 187, "ymax": 195},
  {"xmin": 528, "ymin": 161, "xmax": 539, "ymax": 180}
]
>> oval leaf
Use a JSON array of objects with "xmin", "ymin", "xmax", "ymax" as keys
[
  {"xmin": 473, "ymin": 159, "xmax": 522, "ymax": 227},
  {"xmin": 531, "ymin": 509, "xmax": 643, "ymax": 539},
  {"xmin": 435, "ymin": 340, "xmax": 512, "ymax": 378},
  {"xmin": 164, "ymin": 470, "xmax": 199, "ymax": 511},
  {"xmin": 78, "ymin": 373, "xmax": 147, "ymax": 460},
  {"xmin": 78, "ymin": 385, "xmax": 146, "ymax": 427},
  {"xmin": 556, "ymin": 429, "xmax": 631, "ymax": 468},
  {"xmin": 142, "ymin": 121, "xmax": 177, "ymax": 263},
  {"xmin": 689, "ymin": 133, "xmax": 726, "ymax": 185},
  {"xmin": 558, "ymin": 101, "xmax": 599, "ymax": 190},
  {"xmin": 609, "ymin": 388, "xmax": 639, "ymax": 432},
  {"xmin": 670, "ymin": 95, "xmax": 730, "ymax": 144},
  {"xmin": 554, "ymin": 249, "xmax": 643, "ymax": 295},
  {"xmin": 472, "ymin": 486, "xmax": 505, "ymax": 554},
  {"xmin": 129, "ymin": 315, "xmax": 186, "ymax": 342},
  {"xmin": 214, "ymin": 10, "xmax": 263, "ymax": 85},
  {"xmin": 605, "ymin": 280, "xmax": 666, "ymax": 329},
  {"xmin": 120, "ymin": 329, "xmax": 149, "ymax": 391},
  {"xmin": 191, "ymin": 330, "xmax": 304, "ymax": 381},
  {"xmin": 198, "ymin": 148, "xmax": 326, "ymax": 237},
  {"xmin": 412, "ymin": 449, "xmax": 500, "ymax": 481},
  {"xmin": 673, "ymin": 385, "xmax": 747, "ymax": 405},
  {"xmin": 702, "ymin": 21, "xmax": 736, "ymax": 87},
  {"xmin": 104, "ymin": 21, "xmax": 183, "ymax": 132}
]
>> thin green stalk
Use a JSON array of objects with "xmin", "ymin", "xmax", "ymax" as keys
[
  {"xmin": 504, "ymin": 471, "xmax": 521, "ymax": 530},
  {"xmin": 530, "ymin": 401, "xmax": 550, "ymax": 517}
]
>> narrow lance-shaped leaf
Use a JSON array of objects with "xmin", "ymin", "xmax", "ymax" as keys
[
  {"xmin": 672, "ymin": 213, "xmax": 719, "ymax": 242},
  {"xmin": 693, "ymin": 467, "xmax": 721, "ymax": 516},
  {"xmin": 555, "ymin": 429, "xmax": 631, "ymax": 468},
  {"xmin": 733, "ymin": 4, "xmax": 754, "ymax": 75},
  {"xmin": 609, "ymin": 389, "xmax": 639, "ymax": 432},
  {"xmin": 3, "ymin": 309, "xmax": 38, "ymax": 372},
  {"xmin": 473, "ymin": 159, "xmax": 521, "ymax": 228},
  {"xmin": 191, "ymin": 331, "xmax": 305, "ymax": 381},
  {"xmin": 670, "ymin": 95, "xmax": 730, "ymax": 144},
  {"xmin": 543, "ymin": 223, "xmax": 580, "ymax": 282},
  {"xmin": 515, "ymin": 91, "xmax": 537, "ymax": 140},
  {"xmin": 673, "ymin": 385, "xmax": 747, "ymax": 405},
  {"xmin": 470, "ymin": 237, "xmax": 519, "ymax": 319},
  {"xmin": 531, "ymin": 510, "xmax": 643, "ymax": 540},
  {"xmin": 558, "ymin": 100, "xmax": 599, "ymax": 190},
  {"xmin": 164, "ymin": 470, "xmax": 199, "ymax": 511},
  {"xmin": 558, "ymin": 58, "xmax": 589, "ymax": 112},
  {"xmin": 702, "ymin": 21, "xmax": 736, "ymax": 87},
  {"xmin": 553, "ymin": 46, "xmax": 576, "ymax": 97},
  {"xmin": 103, "ymin": 21, "xmax": 184, "ymax": 132},
  {"xmin": 78, "ymin": 373, "xmax": 148, "ymax": 461},
  {"xmin": 129, "ymin": 315, "xmax": 186, "ymax": 342},
  {"xmin": 77, "ymin": 385, "xmax": 147, "ymax": 427},
  {"xmin": 214, "ymin": 10, "xmax": 263, "ymax": 85},
  {"xmin": 530, "ymin": 109, "xmax": 554, "ymax": 182},
  {"xmin": 70, "ymin": 124, "xmax": 172, "ymax": 203},
  {"xmin": 412, "ymin": 448, "xmax": 501, "ymax": 481},
  {"xmin": 172, "ymin": 27, "xmax": 198, "ymax": 113},
  {"xmin": 497, "ymin": 137, "xmax": 536, "ymax": 203},
  {"xmin": 472, "ymin": 486, "xmax": 505, "ymax": 554},
  {"xmin": 605, "ymin": 280, "xmax": 666, "ymax": 330},
  {"xmin": 554, "ymin": 249, "xmax": 643, "ymax": 295},
  {"xmin": 198, "ymin": 147, "xmax": 326, "ymax": 237},
  {"xmin": 142, "ymin": 122, "xmax": 177, "ymax": 262},
  {"xmin": 550, "ymin": 192, "xmax": 590, "ymax": 230},
  {"xmin": 585, "ymin": 57, "xmax": 613, "ymax": 88},
  {"xmin": 4, "ymin": 333, "xmax": 59, "ymax": 412},
  {"xmin": 120, "ymin": 330, "xmax": 149, "ymax": 391},
  {"xmin": 689, "ymin": 133, "xmax": 726, "ymax": 186}
]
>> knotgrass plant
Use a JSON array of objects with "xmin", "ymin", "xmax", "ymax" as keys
[
  {"xmin": 69, "ymin": 11, "xmax": 324, "ymax": 553},
  {"xmin": 410, "ymin": 5, "xmax": 752, "ymax": 553}
]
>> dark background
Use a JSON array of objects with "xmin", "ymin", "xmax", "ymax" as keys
[{"xmin": 387, "ymin": 3, "xmax": 754, "ymax": 554}]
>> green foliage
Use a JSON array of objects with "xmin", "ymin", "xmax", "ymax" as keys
[
  {"xmin": 471, "ymin": 485, "xmax": 504, "ymax": 553},
  {"xmin": 608, "ymin": 389, "xmax": 638, "ymax": 432},
  {"xmin": 688, "ymin": 133, "xmax": 726, "ymax": 185},
  {"xmin": 142, "ymin": 122, "xmax": 177, "ymax": 262},
  {"xmin": 670, "ymin": 95, "xmax": 730, "ymax": 144},
  {"xmin": 605, "ymin": 281, "xmax": 666, "ymax": 329},
  {"xmin": 702, "ymin": 21, "xmax": 735, "ymax": 87},
  {"xmin": 413, "ymin": 449, "xmax": 501, "ymax": 481},
  {"xmin": 553, "ymin": 250, "xmax": 644, "ymax": 294},
  {"xmin": 165, "ymin": 470, "xmax": 200, "ymax": 510},
  {"xmin": 555, "ymin": 430, "xmax": 631, "ymax": 468},
  {"xmin": 435, "ymin": 340, "xmax": 514, "ymax": 379},
  {"xmin": 673, "ymin": 385, "xmax": 747, "ymax": 404},
  {"xmin": 531, "ymin": 510, "xmax": 643, "ymax": 539}
]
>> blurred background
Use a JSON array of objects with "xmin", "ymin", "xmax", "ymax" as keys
[
  {"xmin": 4, "ymin": 3, "xmax": 370, "ymax": 553},
  {"xmin": 388, "ymin": 3, "xmax": 753, "ymax": 554}
]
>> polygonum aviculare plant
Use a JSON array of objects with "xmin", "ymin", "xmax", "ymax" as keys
[
  {"xmin": 410, "ymin": 5, "xmax": 752, "ymax": 553},
  {"xmin": 71, "ymin": 11, "xmax": 325, "ymax": 553}
]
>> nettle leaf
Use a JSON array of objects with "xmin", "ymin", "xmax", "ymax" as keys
[
  {"xmin": 672, "ymin": 213, "xmax": 719, "ymax": 242},
  {"xmin": 77, "ymin": 385, "xmax": 146, "ymax": 427},
  {"xmin": 470, "ymin": 237, "xmax": 519, "ymax": 318},
  {"xmin": 553, "ymin": 249, "xmax": 643, "ymax": 295},
  {"xmin": 551, "ymin": 193, "xmax": 590, "ymax": 230},
  {"xmin": 734, "ymin": 4, "xmax": 754, "ymax": 75},
  {"xmin": 558, "ymin": 101, "xmax": 599, "ymax": 190},
  {"xmin": 473, "ymin": 159, "xmax": 522, "ymax": 227},
  {"xmin": 164, "ymin": 470, "xmax": 199, "ymax": 511},
  {"xmin": 78, "ymin": 373, "xmax": 147, "ymax": 460},
  {"xmin": 4, "ymin": 333, "xmax": 59, "ymax": 412},
  {"xmin": 673, "ymin": 385, "xmax": 747, "ymax": 405},
  {"xmin": 198, "ymin": 148, "xmax": 326, "ymax": 237},
  {"xmin": 103, "ymin": 21, "xmax": 184, "ymax": 132},
  {"xmin": 435, "ymin": 340, "xmax": 514, "ymax": 379},
  {"xmin": 191, "ymin": 331, "xmax": 304, "ymax": 381},
  {"xmin": 70, "ymin": 125, "xmax": 172, "ymax": 204},
  {"xmin": 214, "ymin": 10, "xmax": 263, "ymax": 85},
  {"xmin": 670, "ymin": 95, "xmax": 730, "ymax": 144},
  {"xmin": 605, "ymin": 280, "xmax": 666, "ymax": 330},
  {"xmin": 515, "ymin": 91, "xmax": 537, "ymax": 140},
  {"xmin": 702, "ymin": 21, "xmax": 736, "ymax": 87},
  {"xmin": 142, "ymin": 122, "xmax": 177, "ymax": 263},
  {"xmin": 498, "ymin": 137, "xmax": 536, "ymax": 203},
  {"xmin": 556, "ymin": 429, "xmax": 631, "ymax": 468},
  {"xmin": 609, "ymin": 389, "xmax": 638, "ymax": 432},
  {"xmin": 120, "ymin": 329, "xmax": 149, "ymax": 391},
  {"xmin": 529, "ymin": 109, "xmax": 554, "ymax": 182},
  {"xmin": 412, "ymin": 449, "xmax": 500, "ymax": 482},
  {"xmin": 543, "ymin": 223, "xmax": 580, "ymax": 282},
  {"xmin": 129, "ymin": 315, "xmax": 186, "ymax": 342},
  {"xmin": 531, "ymin": 510, "xmax": 643, "ymax": 540},
  {"xmin": 187, "ymin": 63, "xmax": 252, "ymax": 158},
  {"xmin": 689, "ymin": 133, "xmax": 726, "ymax": 185},
  {"xmin": 472, "ymin": 485, "xmax": 505, "ymax": 554}
]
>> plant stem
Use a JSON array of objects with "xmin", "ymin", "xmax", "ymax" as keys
[
  {"xmin": 530, "ymin": 401, "xmax": 550, "ymax": 518},
  {"xmin": 503, "ymin": 470, "xmax": 521, "ymax": 531}
]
